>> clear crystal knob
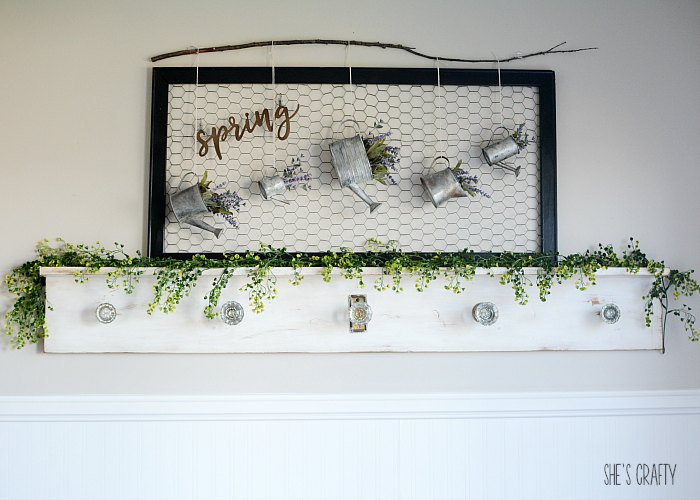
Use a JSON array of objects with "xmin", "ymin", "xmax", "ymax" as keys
[
  {"xmin": 600, "ymin": 303, "xmax": 621, "ymax": 324},
  {"xmin": 472, "ymin": 302, "xmax": 498, "ymax": 326},
  {"xmin": 349, "ymin": 301, "xmax": 373, "ymax": 326},
  {"xmin": 220, "ymin": 301, "xmax": 244, "ymax": 325},
  {"xmin": 95, "ymin": 303, "xmax": 117, "ymax": 324}
]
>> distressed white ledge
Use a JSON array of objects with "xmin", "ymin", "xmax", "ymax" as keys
[
  {"xmin": 41, "ymin": 266, "xmax": 661, "ymax": 277},
  {"xmin": 40, "ymin": 267, "xmax": 664, "ymax": 353}
]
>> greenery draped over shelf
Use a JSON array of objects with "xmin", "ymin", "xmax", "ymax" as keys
[{"xmin": 3, "ymin": 238, "xmax": 699, "ymax": 350}]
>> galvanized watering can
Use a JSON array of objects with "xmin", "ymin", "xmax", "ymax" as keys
[
  {"xmin": 329, "ymin": 120, "xmax": 381, "ymax": 214},
  {"xmin": 481, "ymin": 128, "xmax": 522, "ymax": 177},
  {"xmin": 169, "ymin": 184, "xmax": 222, "ymax": 238},
  {"xmin": 258, "ymin": 175, "xmax": 290, "ymax": 205},
  {"xmin": 420, "ymin": 156, "xmax": 469, "ymax": 208}
]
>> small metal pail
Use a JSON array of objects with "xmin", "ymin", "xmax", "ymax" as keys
[
  {"xmin": 482, "ymin": 136, "xmax": 520, "ymax": 166},
  {"xmin": 169, "ymin": 184, "xmax": 223, "ymax": 238},
  {"xmin": 330, "ymin": 135, "xmax": 373, "ymax": 187},
  {"xmin": 258, "ymin": 175, "xmax": 287, "ymax": 200},
  {"xmin": 420, "ymin": 156, "xmax": 468, "ymax": 208}
]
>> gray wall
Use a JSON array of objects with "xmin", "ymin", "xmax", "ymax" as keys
[{"xmin": 1, "ymin": 0, "xmax": 699, "ymax": 394}]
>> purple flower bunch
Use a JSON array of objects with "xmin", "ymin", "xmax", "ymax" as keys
[
  {"xmin": 363, "ymin": 131, "xmax": 400, "ymax": 186},
  {"xmin": 512, "ymin": 123, "xmax": 531, "ymax": 150},
  {"xmin": 451, "ymin": 160, "xmax": 491, "ymax": 198},
  {"xmin": 197, "ymin": 171, "xmax": 244, "ymax": 228},
  {"xmin": 209, "ymin": 188, "xmax": 244, "ymax": 227},
  {"xmin": 282, "ymin": 155, "xmax": 312, "ymax": 190}
]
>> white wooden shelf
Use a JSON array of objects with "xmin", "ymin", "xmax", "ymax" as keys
[{"xmin": 40, "ymin": 267, "xmax": 663, "ymax": 353}]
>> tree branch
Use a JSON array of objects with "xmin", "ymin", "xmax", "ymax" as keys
[{"xmin": 151, "ymin": 39, "xmax": 597, "ymax": 63}]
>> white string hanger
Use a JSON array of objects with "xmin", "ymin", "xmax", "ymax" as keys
[
  {"xmin": 492, "ymin": 52, "xmax": 504, "ymax": 130},
  {"xmin": 337, "ymin": 40, "xmax": 363, "ymax": 135},
  {"xmin": 348, "ymin": 40, "xmax": 353, "ymax": 96},
  {"xmin": 190, "ymin": 46, "xmax": 201, "ymax": 175},
  {"xmin": 436, "ymin": 57, "xmax": 446, "ymax": 159},
  {"xmin": 269, "ymin": 41, "xmax": 277, "ymax": 176},
  {"xmin": 188, "ymin": 46, "xmax": 201, "ymax": 131},
  {"xmin": 344, "ymin": 40, "xmax": 353, "ymax": 121}
]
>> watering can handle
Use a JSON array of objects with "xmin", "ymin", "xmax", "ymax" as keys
[
  {"xmin": 177, "ymin": 171, "xmax": 199, "ymax": 190},
  {"xmin": 486, "ymin": 126, "xmax": 512, "ymax": 147},
  {"xmin": 332, "ymin": 118, "xmax": 364, "ymax": 138},
  {"xmin": 180, "ymin": 170, "xmax": 197, "ymax": 186},
  {"xmin": 430, "ymin": 155, "xmax": 451, "ymax": 170}
]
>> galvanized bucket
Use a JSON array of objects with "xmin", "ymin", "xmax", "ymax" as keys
[
  {"xmin": 481, "ymin": 128, "xmax": 522, "ymax": 177},
  {"xmin": 169, "ymin": 184, "xmax": 223, "ymax": 238},
  {"xmin": 420, "ymin": 156, "xmax": 468, "ymax": 208},
  {"xmin": 329, "ymin": 120, "xmax": 381, "ymax": 213},
  {"xmin": 258, "ymin": 175, "xmax": 289, "ymax": 204},
  {"xmin": 482, "ymin": 136, "xmax": 520, "ymax": 166}
]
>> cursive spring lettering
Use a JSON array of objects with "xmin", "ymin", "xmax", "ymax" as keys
[{"xmin": 196, "ymin": 104, "xmax": 299, "ymax": 160}]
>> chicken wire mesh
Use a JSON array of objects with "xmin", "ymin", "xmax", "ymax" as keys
[{"xmin": 164, "ymin": 82, "xmax": 540, "ymax": 254}]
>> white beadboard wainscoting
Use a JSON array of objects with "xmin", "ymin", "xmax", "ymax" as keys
[{"xmin": 1, "ymin": 391, "xmax": 699, "ymax": 500}]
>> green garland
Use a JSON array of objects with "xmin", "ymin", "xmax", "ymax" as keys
[{"xmin": 3, "ymin": 238, "xmax": 699, "ymax": 350}]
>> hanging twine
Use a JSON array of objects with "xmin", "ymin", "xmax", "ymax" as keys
[
  {"xmin": 492, "ymin": 52, "xmax": 504, "ymax": 129},
  {"xmin": 436, "ymin": 57, "xmax": 447, "ymax": 158},
  {"xmin": 190, "ymin": 46, "xmax": 201, "ymax": 176},
  {"xmin": 270, "ymin": 41, "xmax": 276, "ymax": 175},
  {"xmin": 345, "ymin": 41, "xmax": 354, "ymax": 121}
]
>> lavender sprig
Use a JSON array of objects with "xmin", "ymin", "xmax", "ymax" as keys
[
  {"xmin": 197, "ymin": 171, "xmax": 244, "ymax": 227},
  {"xmin": 452, "ymin": 160, "xmax": 491, "ymax": 198},
  {"xmin": 282, "ymin": 155, "xmax": 312, "ymax": 190},
  {"xmin": 512, "ymin": 123, "xmax": 531, "ymax": 150},
  {"xmin": 208, "ymin": 191, "xmax": 244, "ymax": 228},
  {"xmin": 363, "ymin": 131, "xmax": 400, "ymax": 186}
]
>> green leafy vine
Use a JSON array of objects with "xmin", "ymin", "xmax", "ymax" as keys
[{"xmin": 2, "ymin": 238, "xmax": 699, "ymax": 350}]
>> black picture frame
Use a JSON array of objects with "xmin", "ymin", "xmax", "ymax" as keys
[{"xmin": 148, "ymin": 67, "xmax": 556, "ymax": 259}]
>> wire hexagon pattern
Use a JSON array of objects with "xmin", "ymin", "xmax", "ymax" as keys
[{"xmin": 164, "ymin": 83, "xmax": 540, "ymax": 254}]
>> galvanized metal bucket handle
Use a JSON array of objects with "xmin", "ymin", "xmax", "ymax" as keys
[
  {"xmin": 487, "ymin": 126, "xmax": 514, "ymax": 147},
  {"xmin": 429, "ymin": 155, "xmax": 451, "ymax": 171},
  {"xmin": 177, "ymin": 171, "xmax": 199, "ymax": 191},
  {"xmin": 332, "ymin": 119, "xmax": 364, "ymax": 139}
]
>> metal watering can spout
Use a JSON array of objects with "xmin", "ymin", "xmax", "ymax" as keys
[
  {"xmin": 169, "ymin": 185, "xmax": 223, "ymax": 238},
  {"xmin": 183, "ymin": 217, "xmax": 223, "ymax": 238},
  {"xmin": 452, "ymin": 186, "xmax": 470, "ymax": 199},
  {"xmin": 348, "ymin": 183, "xmax": 381, "ymax": 213}
]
